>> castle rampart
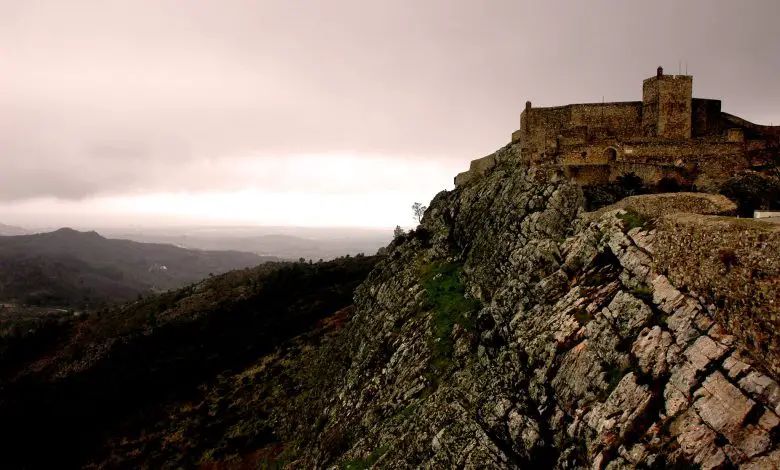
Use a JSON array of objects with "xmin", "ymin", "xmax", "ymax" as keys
[{"xmin": 455, "ymin": 66, "xmax": 780, "ymax": 188}]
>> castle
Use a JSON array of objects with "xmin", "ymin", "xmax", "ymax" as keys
[{"xmin": 455, "ymin": 67, "xmax": 779, "ymax": 187}]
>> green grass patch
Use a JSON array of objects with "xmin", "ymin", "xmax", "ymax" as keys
[
  {"xmin": 343, "ymin": 445, "xmax": 391, "ymax": 470},
  {"xmin": 616, "ymin": 209, "xmax": 649, "ymax": 232},
  {"xmin": 419, "ymin": 261, "xmax": 482, "ymax": 377}
]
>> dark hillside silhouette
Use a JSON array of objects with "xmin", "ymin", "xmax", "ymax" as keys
[{"xmin": 0, "ymin": 254, "xmax": 380, "ymax": 469}]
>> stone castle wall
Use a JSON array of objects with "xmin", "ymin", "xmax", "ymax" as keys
[
  {"xmin": 692, "ymin": 98, "xmax": 722, "ymax": 136},
  {"xmin": 558, "ymin": 140, "xmax": 749, "ymax": 166},
  {"xmin": 453, "ymin": 153, "xmax": 497, "ymax": 186},
  {"xmin": 557, "ymin": 139, "xmax": 753, "ymax": 185},
  {"xmin": 519, "ymin": 102, "xmax": 643, "ymax": 158},
  {"xmin": 455, "ymin": 69, "xmax": 779, "ymax": 188}
]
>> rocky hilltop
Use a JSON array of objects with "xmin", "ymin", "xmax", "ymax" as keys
[
  {"xmin": 2, "ymin": 143, "xmax": 779, "ymax": 469},
  {"xmin": 268, "ymin": 143, "xmax": 779, "ymax": 468}
]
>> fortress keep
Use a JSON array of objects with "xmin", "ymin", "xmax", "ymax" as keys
[{"xmin": 455, "ymin": 67, "xmax": 779, "ymax": 187}]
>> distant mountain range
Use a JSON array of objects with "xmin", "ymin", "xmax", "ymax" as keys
[
  {"xmin": 98, "ymin": 227, "xmax": 392, "ymax": 261},
  {"xmin": 0, "ymin": 228, "xmax": 279, "ymax": 309},
  {"xmin": 0, "ymin": 223, "xmax": 28, "ymax": 236}
]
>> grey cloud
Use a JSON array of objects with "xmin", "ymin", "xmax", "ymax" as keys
[{"xmin": 0, "ymin": 0, "xmax": 778, "ymax": 201}]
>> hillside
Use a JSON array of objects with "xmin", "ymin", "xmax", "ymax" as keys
[
  {"xmin": 1, "ymin": 144, "xmax": 780, "ymax": 469},
  {"xmin": 0, "ymin": 228, "xmax": 278, "ymax": 308},
  {"xmin": 0, "ymin": 255, "xmax": 380, "ymax": 469}
]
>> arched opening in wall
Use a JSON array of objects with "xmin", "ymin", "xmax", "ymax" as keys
[{"xmin": 602, "ymin": 147, "xmax": 618, "ymax": 162}]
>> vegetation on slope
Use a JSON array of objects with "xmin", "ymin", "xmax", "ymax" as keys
[
  {"xmin": 420, "ymin": 260, "xmax": 481, "ymax": 375},
  {"xmin": 0, "ymin": 254, "xmax": 380, "ymax": 469}
]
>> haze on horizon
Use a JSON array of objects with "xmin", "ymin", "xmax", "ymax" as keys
[{"xmin": 1, "ymin": 0, "xmax": 778, "ymax": 229}]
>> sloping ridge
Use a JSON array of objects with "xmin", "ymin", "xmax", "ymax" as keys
[
  {"xmin": 0, "ymin": 228, "xmax": 274, "ymax": 308},
  {"xmin": 249, "ymin": 144, "xmax": 780, "ymax": 468}
]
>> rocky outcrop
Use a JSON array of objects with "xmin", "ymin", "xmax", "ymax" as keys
[{"xmin": 276, "ymin": 161, "xmax": 780, "ymax": 468}]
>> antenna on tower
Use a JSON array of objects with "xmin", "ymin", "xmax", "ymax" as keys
[
  {"xmin": 602, "ymin": 96, "xmax": 605, "ymax": 120},
  {"xmin": 678, "ymin": 60, "xmax": 681, "ymax": 74},
  {"xmin": 685, "ymin": 61, "xmax": 688, "ymax": 74}
]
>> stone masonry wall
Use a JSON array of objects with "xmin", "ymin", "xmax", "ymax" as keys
[
  {"xmin": 520, "ymin": 102, "xmax": 643, "ymax": 158},
  {"xmin": 692, "ymin": 98, "xmax": 722, "ymax": 137},
  {"xmin": 657, "ymin": 76, "xmax": 693, "ymax": 139},
  {"xmin": 570, "ymin": 102, "xmax": 643, "ymax": 138},
  {"xmin": 556, "ymin": 139, "xmax": 751, "ymax": 185},
  {"xmin": 643, "ymin": 75, "xmax": 693, "ymax": 139}
]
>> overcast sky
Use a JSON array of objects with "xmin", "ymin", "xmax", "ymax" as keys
[{"xmin": 1, "ymin": 0, "xmax": 778, "ymax": 228}]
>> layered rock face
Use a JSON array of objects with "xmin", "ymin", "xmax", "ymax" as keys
[{"xmin": 288, "ymin": 144, "xmax": 780, "ymax": 469}]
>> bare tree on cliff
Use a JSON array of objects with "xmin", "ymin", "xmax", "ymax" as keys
[{"xmin": 412, "ymin": 202, "xmax": 427, "ymax": 224}]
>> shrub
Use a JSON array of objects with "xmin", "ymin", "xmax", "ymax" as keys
[
  {"xmin": 719, "ymin": 171, "xmax": 780, "ymax": 217},
  {"xmin": 616, "ymin": 172, "xmax": 645, "ymax": 195},
  {"xmin": 718, "ymin": 249, "xmax": 738, "ymax": 271},
  {"xmin": 656, "ymin": 177, "xmax": 683, "ymax": 193},
  {"xmin": 412, "ymin": 202, "xmax": 427, "ymax": 224}
]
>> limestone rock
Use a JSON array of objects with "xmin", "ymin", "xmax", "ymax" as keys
[
  {"xmin": 632, "ymin": 326, "xmax": 673, "ymax": 378},
  {"xmin": 694, "ymin": 371, "xmax": 757, "ymax": 442},
  {"xmin": 684, "ymin": 335, "xmax": 730, "ymax": 371},
  {"xmin": 256, "ymin": 162, "xmax": 780, "ymax": 469}
]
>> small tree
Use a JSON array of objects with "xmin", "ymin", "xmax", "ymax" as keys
[
  {"xmin": 393, "ymin": 225, "xmax": 405, "ymax": 239},
  {"xmin": 412, "ymin": 202, "xmax": 427, "ymax": 224}
]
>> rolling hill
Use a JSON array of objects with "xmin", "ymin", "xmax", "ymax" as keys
[{"xmin": 0, "ymin": 228, "xmax": 279, "ymax": 308}]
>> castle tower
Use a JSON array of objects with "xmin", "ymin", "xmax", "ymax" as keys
[{"xmin": 641, "ymin": 66, "xmax": 693, "ymax": 139}]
